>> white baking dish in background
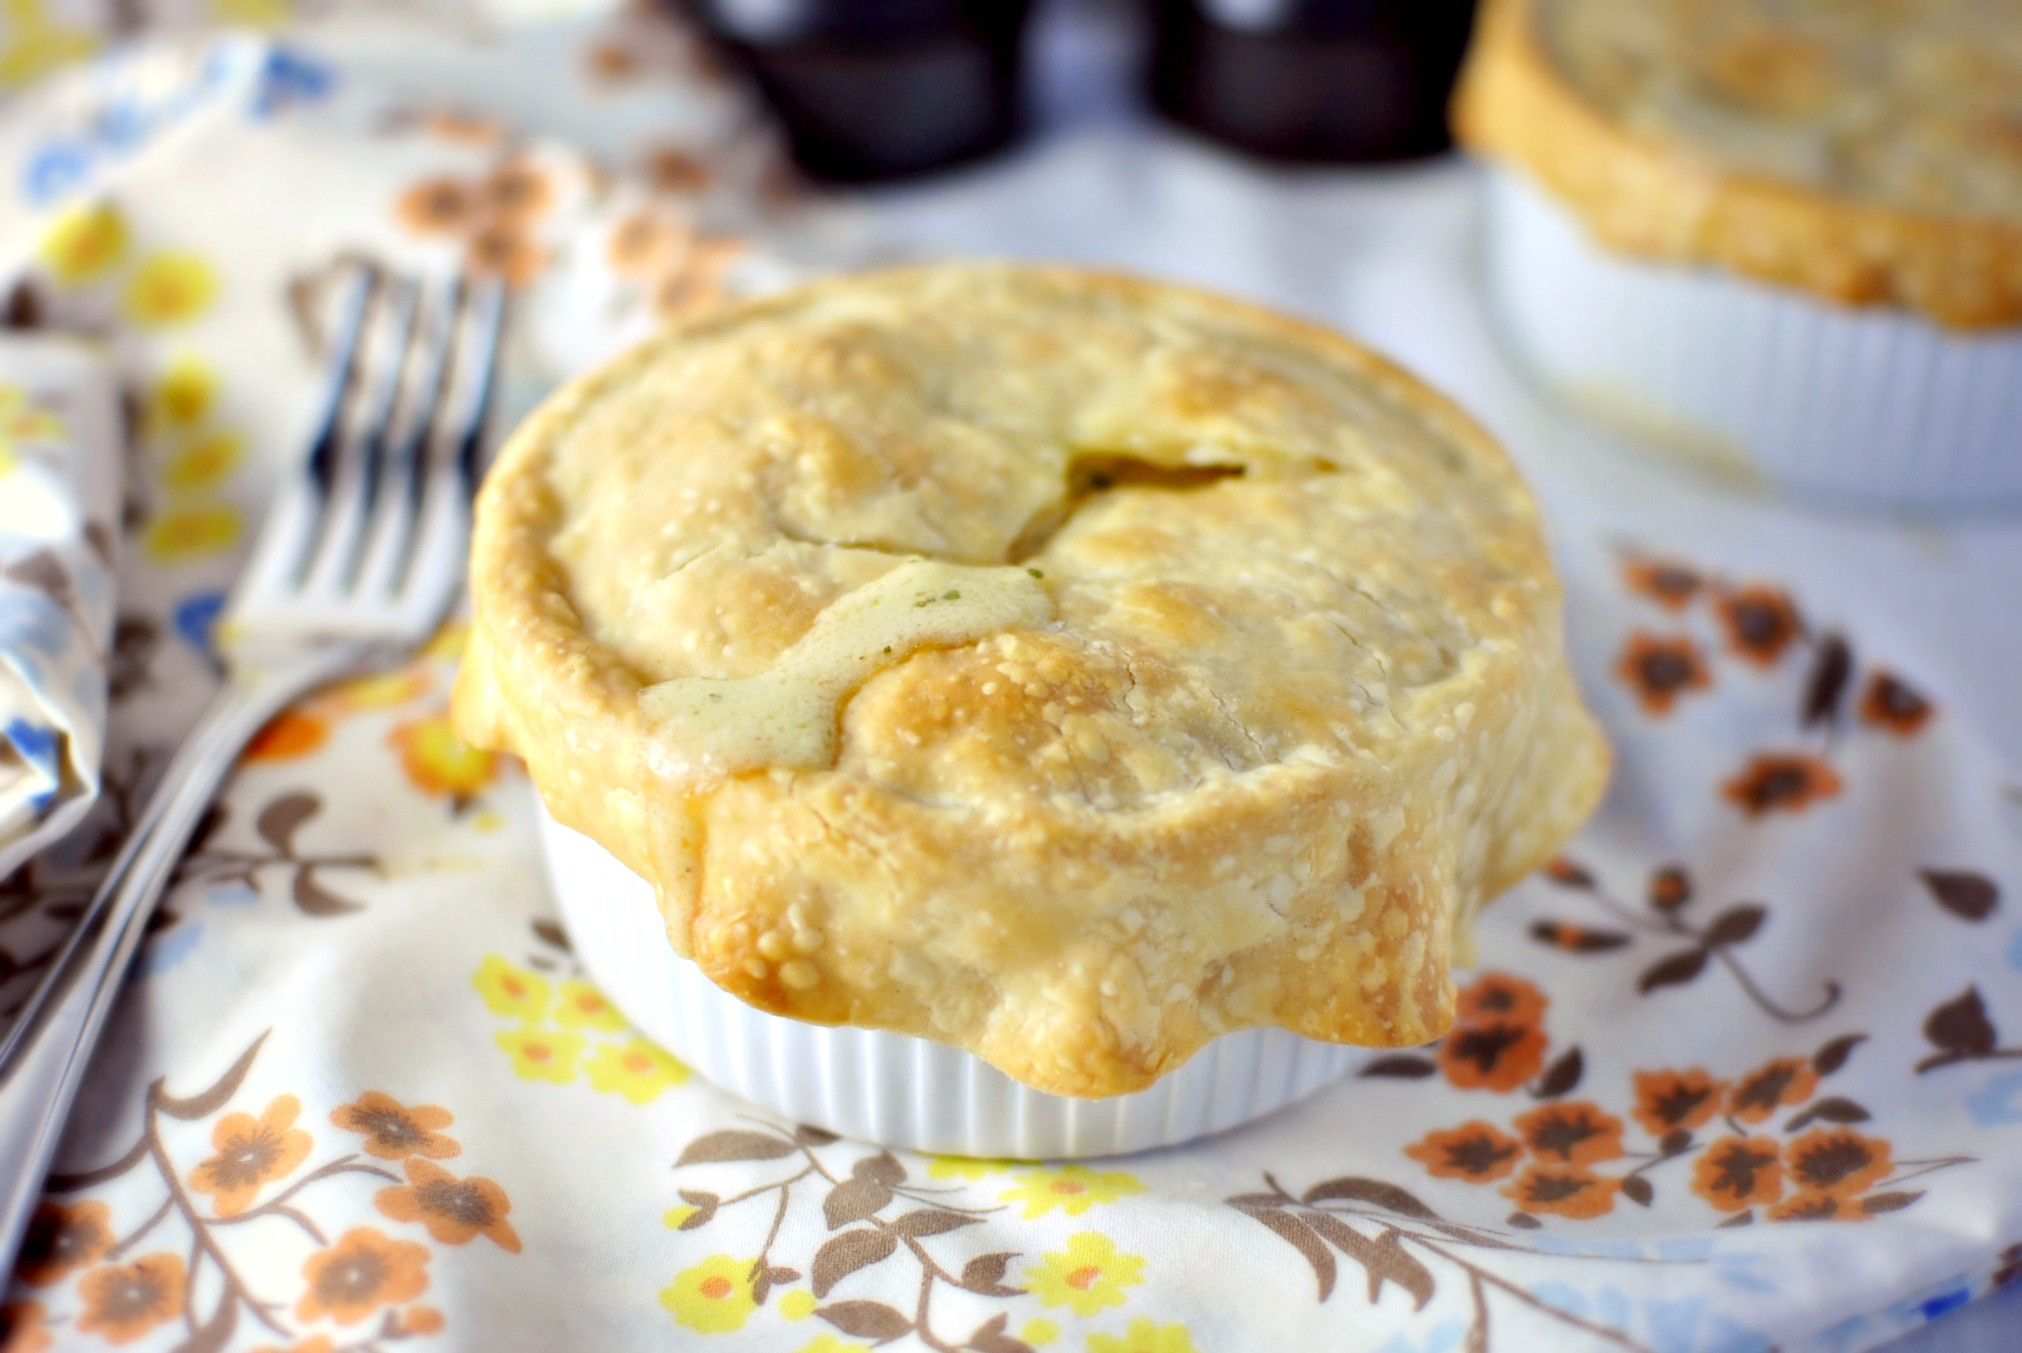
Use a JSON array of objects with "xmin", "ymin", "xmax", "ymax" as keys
[
  {"xmin": 1481, "ymin": 170, "xmax": 2022, "ymax": 512},
  {"xmin": 535, "ymin": 803, "xmax": 1366, "ymax": 1158}
]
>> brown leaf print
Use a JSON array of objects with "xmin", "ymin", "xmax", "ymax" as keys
[
  {"xmin": 329, "ymin": 1092, "xmax": 460, "ymax": 1161},
  {"xmin": 1723, "ymin": 753, "xmax": 1843, "ymax": 816},
  {"xmin": 75, "ymin": 1254, "xmax": 185, "ymax": 1344},
  {"xmin": 1915, "ymin": 986, "xmax": 2022, "ymax": 1073},
  {"xmin": 1616, "ymin": 633, "xmax": 1712, "ymax": 715},
  {"xmin": 1860, "ymin": 671, "xmax": 1935, "ymax": 735},
  {"xmin": 1717, "ymin": 585, "xmax": 1804, "ymax": 666},
  {"xmin": 375, "ymin": 1159, "xmax": 521, "ymax": 1253},
  {"xmin": 1920, "ymin": 869, "xmax": 1998, "ymax": 922},
  {"xmin": 1800, "ymin": 633, "xmax": 1853, "ymax": 730}
]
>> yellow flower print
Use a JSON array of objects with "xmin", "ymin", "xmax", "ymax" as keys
[
  {"xmin": 0, "ymin": 385, "xmax": 64, "ymax": 476},
  {"xmin": 927, "ymin": 1155, "xmax": 1024, "ymax": 1181},
  {"xmin": 123, "ymin": 252, "xmax": 219, "ymax": 328},
  {"xmin": 660, "ymin": 1255, "xmax": 757, "ymax": 1334},
  {"xmin": 1088, "ymin": 1318, "xmax": 1199, "ymax": 1353},
  {"xmin": 553, "ymin": 979, "xmax": 628, "ymax": 1032},
  {"xmin": 663, "ymin": 1203, "xmax": 700, "ymax": 1230},
  {"xmin": 143, "ymin": 504, "xmax": 242, "ymax": 563},
  {"xmin": 0, "ymin": 2, "xmax": 97, "ymax": 89},
  {"xmin": 584, "ymin": 1039, "xmax": 689, "ymax": 1104},
  {"xmin": 146, "ymin": 355, "xmax": 218, "ymax": 433},
  {"xmin": 798, "ymin": 1336, "xmax": 868, "ymax": 1353},
  {"xmin": 388, "ymin": 712, "xmax": 497, "ymax": 804},
  {"xmin": 494, "ymin": 1026, "xmax": 584, "ymax": 1084},
  {"xmin": 38, "ymin": 202, "xmax": 126, "ymax": 285},
  {"xmin": 1023, "ymin": 1320, "xmax": 1061, "ymax": 1347},
  {"xmin": 999, "ymin": 1165, "xmax": 1145, "ymax": 1219},
  {"xmin": 211, "ymin": 0, "xmax": 292, "ymax": 27},
  {"xmin": 473, "ymin": 956, "xmax": 549, "ymax": 1021},
  {"xmin": 420, "ymin": 621, "xmax": 467, "ymax": 661},
  {"xmin": 1024, "ymin": 1233, "xmax": 1145, "ymax": 1317},
  {"xmin": 778, "ymin": 1290, "xmax": 818, "ymax": 1321},
  {"xmin": 162, "ymin": 430, "xmax": 243, "ymax": 492},
  {"xmin": 325, "ymin": 665, "xmax": 431, "ymax": 712}
]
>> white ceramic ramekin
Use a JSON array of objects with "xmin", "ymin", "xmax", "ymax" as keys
[
  {"xmin": 535, "ymin": 805, "xmax": 1367, "ymax": 1158},
  {"xmin": 1482, "ymin": 170, "xmax": 2022, "ymax": 512}
]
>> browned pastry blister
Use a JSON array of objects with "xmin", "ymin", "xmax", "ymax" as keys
[{"xmin": 454, "ymin": 265, "xmax": 1609, "ymax": 1096}]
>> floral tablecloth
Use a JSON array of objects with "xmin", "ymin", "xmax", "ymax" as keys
[{"xmin": 3, "ymin": 4, "xmax": 2022, "ymax": 1352}]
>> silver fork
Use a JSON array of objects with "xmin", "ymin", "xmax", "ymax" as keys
[{"xmin": 0, "ymin": 262, "xmax": 503, "ymax": 1270}]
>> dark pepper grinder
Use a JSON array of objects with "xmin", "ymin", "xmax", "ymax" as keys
[
  {"xmin": 680, "ymin": 0, "xmax": 1035, "ymax": 183},
  {"xmin": 1149, "ymin": 0, "xmax": 1481, "ymax": 162}
]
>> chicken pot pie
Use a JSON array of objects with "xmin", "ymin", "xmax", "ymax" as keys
[
  {"xmin": 1455, "ymin": 0, "xmax": 2022, "ymax": 329},
  {"xmin": 454, "ymin": 265, "xmax": 1609, "ymax": 1098}
]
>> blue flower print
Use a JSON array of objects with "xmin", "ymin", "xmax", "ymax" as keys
[
  {"xmin": 21, "ymin": 140, "xmax": 92, "ymax": 206},
  {"xmin": 0, "ymin": 590, "xmax": 69, "ymax": 662},
  {"xmin": 173, "ymin": 590, "xmax": 226, "ymax": 657},
  {"xmin": 1966, "ymin": 1067, "xmax": 2022, "ymax": 1127},
  {"xmin": 4, "ymin": 718, "xmax": 62, "ymax": 816},
  {"xmin": 251, "ymin": 47, "xmax": 334, "ymax": 118}
]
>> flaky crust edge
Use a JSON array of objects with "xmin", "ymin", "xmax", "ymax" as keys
[
  {"xmin": 1452, "ymin": 0, "xmax": 2022, "ymax": 331},
  {"xmin": 452, "ymin": 265, "xmax": 1612, "ymax": 1096}
]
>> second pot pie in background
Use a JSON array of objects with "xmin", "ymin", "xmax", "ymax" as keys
[
  {"xmin": 454, "ymin": 265, "xmax": 1609, "ymax": 1104},
  {"xmin": 1456, "ymin": 0, "xmax": 2022, "ymax": 509}
]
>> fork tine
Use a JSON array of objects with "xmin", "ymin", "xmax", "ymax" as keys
[
  {"xmin": 308, "ymin": 275, "xmax": 417, "ymax": 592},
  {"xmin": 234, "ymin": 265, "xmax": 373, "ymax": 600},
  {"xmin": 358, "ymin": 275, "xmax": 460, "ymax": 597},
  {"xmin": 395, "ymin": 274, "xmax": 504, "ymax": 622}
]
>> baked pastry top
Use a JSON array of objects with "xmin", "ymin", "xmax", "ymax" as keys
[
  {"xmin": 1455, "ymin": 0, "xmax": 2022, "ymax": 328},
  {"xmin": 454, "ymin": 265, "xmax": 1609, "ymax": 1097}
]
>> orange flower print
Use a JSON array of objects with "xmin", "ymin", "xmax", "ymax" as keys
[
  {"xmin": 250, "ymin": 1339, "xmax": 333, "ymax": 1353},
  {"xmin": 1768, "ymin": 1193, "xmax": 1863, "ymax": 1222},
  {"xmin": 1784, "ymin": 1128, "xmax": 1892, "ymax": 1201},
  {"xmin": 296, "ymin": 1228, "xmax": 429, "ymax": 1325},
  {"xmin": 1859, "ymin": 672, "xmax": 1934, "ymax": 736},
  {"xmin": 1616, "ymin": 634, "xmax": 1711, "ymax": 716},
  {"xmin": 189, "ymin": 1094, "xmax": 313, "ymax": 1217},
  {"xmin": 1501, "ymin": 1165, "xmax": 1620, "ymax": 1220},
  {"xmin": 395, "ymin": 177, "xmax": 479, "ymax": 236},
  {"xmin": 1723, "ymin": 754, "xmax": 1842, "ymax": 817},
  {"xmin": 419, "ymin": 109, "xmax": 503, "ymax": 145},
  {"xmin": 389, "ymin": 712, "xmax": 498, "ymax": 806},
  {"xmin": 1543, "ymin": 857, "xmax": 1593, "ymax": 887},
  {"xmin": 646, "ymin": 145, "xmax": 714, "ymax": 195},
  {"xmin": 653, "ymin": 239, "xmax": 743, "ymax": 322},
  {"xmin": 1513, "ymin": 1102, "xmax": 1625, "ymax": 1167},
  {"xmin": 1439, "ymin": 1021, "xmax": 1548, "ymax": 1092},
  {"xmin": 243, "ymin": 709, "xmax": 329, "ymax": 763},
  {"xmin": 1623, "ymin": 558, "xmax": 1703, "ymax": 610},
  {"xmin": 330, "ymin": 1092, "xmax": 460, "ymax": 1161},
  {"xmin": 464, "ymin": 225, "xmax": 548, "ymax": 290},
  {"xmin": 1632, "ymin": 1069, "xmax": 1727, "ymax": 1137},
  {"xmin": 1404, "ymin": 1122, "xmax": 1523, "ymax": 1181},
  {"xmin": 1648, "ymin": 866, "xmax": 1691, "ymax": 911},
  {"xmin": 479, "ymin": 156, "xmax": 555, "ymax": 229},
  {"xmin": 1454, "ymin": 972, "xmax": 1547, "ymax": 1028},
  {"xmin": 15, "ymin": 1199, "xmax": 112, "ymax": 1286},
  {"xmin": 76, "ymin": 1254, "xmax": 186, "ymax": 1344},
  {"xmin": 391, "ymin": 1306, "xmax": 444, "ymax": 1335},
  {"xmin": 606, "ymin": 211, "xmax": 692, "ymax": 279},
  {"xmin": 376, "ymin": 1158, "xmax": 521, "ymax": 1253},
  {"xmin": 1727, "ymin": 1057, "xmax": 1819, "ymax": 1124},
  {"xmin": 0, "ymin": 1301, "xmax": 51, "ymax": 1353},
  {"xmin": 1692, "ymin": 1136, "xmax": 1783, "ymax": 1211},
  {"xmin": 1717, "ymin": 586, "xmax": 1803, "ymax": 666}
]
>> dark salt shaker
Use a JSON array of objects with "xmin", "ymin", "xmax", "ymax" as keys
[
  {"xmin": 1149, "ymin": 0, "xmax": 1480, "ymax": 162},
  {"xmin": 680, "ymin": 0, "xmax": 1034, "ymax": 183}
]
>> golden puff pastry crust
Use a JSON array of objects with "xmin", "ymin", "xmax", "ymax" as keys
[
  {"xmin": 1455, "ymin": 0, "xmax": 2022, "ymax": 330},
  {"xmin": 453, "ymin": 265, "xmax": 1609, "ymax": 1097}
]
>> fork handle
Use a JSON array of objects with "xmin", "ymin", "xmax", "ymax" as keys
[{"xmin": 0, "ymin": 653, "xmax": 361, "ymax": 1271}]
